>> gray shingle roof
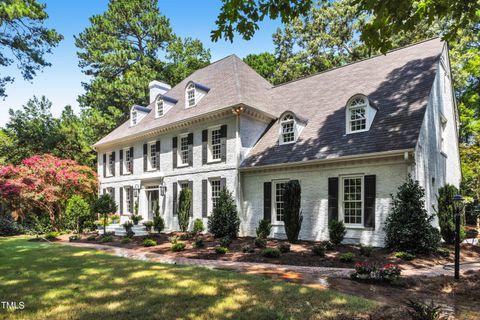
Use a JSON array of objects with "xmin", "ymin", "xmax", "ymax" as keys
[{"xmin": 241, "ymin": 38, "xmax": 444, "ymax": 167}]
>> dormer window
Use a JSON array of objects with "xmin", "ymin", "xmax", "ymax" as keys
[
  {"xmin": 346, "ymin": 95, "xmax": 376, "ymax": 134},
  {"xmin": 187, "ymin": 83, "xmax": 196, "ymax": 107},
  {"xmin": 280, "ymin": 114, "xmax": 295, "ymax": 144},
  {"xmin": 156, "ymin": 96, "xmax": 164, "ymax": 117},
  {"xmin": 131, "ymin": 110, "xmax": 137, "ymax": 125}
]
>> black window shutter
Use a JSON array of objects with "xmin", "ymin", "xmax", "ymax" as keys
[
  {"xmin": 188, "ymin": 180, "xmax": 193, "ymax": 217},
  {"xmin": 328, "ymin": 177, "xmax": 339, "ymax": 224},
  {"xmin": 263, "ymin": 182, "xmax": 272, "ymax": 222},
  {"xmin": 172, "ymin": 182, "xmax": 177, "ymax": 215},
  {"xmin": 220, "ymin": 178, "xmax": 226, "ymax": 191},
  {"xmin": 155, "ymin": 140, "xmax": 161, "ymax": 170},
  {"xmin": 143, "ymin": 143, "xmax": 148, "ymax": 171},
  {"xmin": 202, "ymin": 129, "xmax": 208, "ymax": 165},
  {"xmin": 188, "ymin": 133, "xmax": 193, "ymax": 166},
  {"xmin": 129, "ymin": 187, "xmax": 134, "ymax": 213},
  {"xmin": 111, "ymin": 187, "xmax": 115, "ymax": 201},
  {"xmin": 102, "ymin": 188, "xmax": 106, "ymax": 195},
  {"xmin": 119, "ymin": 149, "xmax": 124, "ymax": 175},
  {"xmin": 103, "ymin": 154, "xmax": 106, "ymax": 178},
  {"xmin": 220, "ymin": 124, "xmax": 227, "ymax": 162},
  {"xmin": 172, "ymin": 137, "xmax": 177, "ymax": 169},
  {"xmin": 120, "ymin": 188, "xmax": 123, "ymax": 214},
  {"xmin": 111, "ymin": 151, "xmax": 116, "ymax": 176},
  {"xmin": 129, "ymin": 147, "xmax": 134, "ymax": 173},
  {"xmin": 202, "ymin": 179, "xmax": 208, "ymax": 217},
  {"xmin": 364, "ymin": 175, "xmax": 376, "ymax": 229}
]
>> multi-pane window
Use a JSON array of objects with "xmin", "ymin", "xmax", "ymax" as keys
[
  {"xmin": 280, "ymin": 114, "xmax": 295, "ymax": 144},
  {"xmin": 125, "ymin": 148, "xmax": 133, "ymax": 174},
  {"xmin": 209, "ymin": 127, "xmax": 222, "ymax": 161},
  {"xmin": 342, "ymin": 177, "xmax": 363, "ymax": 225},
  {"xmin": 131, "ymin": 110, "xmax": 137, "ymax": 125},
  {"xmin": 108, "ymin": 153, "xmax": 114, "ymax": 176},
  {"xmin": 211, "ymin": 179, "xmax": 221, "ymax": 210},
  {"xmin": 125, "ymin": 187, "xmax": 133, "ymax": 214},
  {"xmin": 149, "ymin": 143, "xmax": 158, "ymax": 170},
  {"xmin": 348, "ymin": 97, "xmax": 367, "ymax": 132},
  {"xmin": 156, "ymin": 97, "xmax": 164, "ymax": 117},
  {"xmin": 187, "ymin": 83, "xmax": 196, "ymax": 107},
  {"xmin": 274, "ymin": 181, "xmax": 287, "ymax": 222},
  {"xmin": 107, "ymin": 187, "xmax": 115, "ymax": 200},
  {"xmin": 180, "ymin": 136, "xmax": 189, "ymax": 165},
  {"xmin": 180, "ymin": 182, "xmax": 189, "ymax": 190}
]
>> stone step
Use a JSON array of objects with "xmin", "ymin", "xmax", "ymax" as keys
[{"xmin": 98, "ymin": 223, "xmax": 148, "ymax": 237}]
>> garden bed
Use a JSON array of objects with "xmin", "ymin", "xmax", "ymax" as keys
[{"xmin": 66, "ymin": 231, "xmax": 480, "ymax": 270}]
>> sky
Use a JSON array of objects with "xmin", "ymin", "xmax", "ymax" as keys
[{"xmin": 0, "ymin": 0, "xmax": 281, "ymax": 127}]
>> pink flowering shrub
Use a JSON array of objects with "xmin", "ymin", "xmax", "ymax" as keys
[
  {"xmin": 0, "ymin": 154, "xmax": 97, "ymax": 229},
  {"xmin": 352, "ymin": 261, "xmax": 401, "ymax": 281}
]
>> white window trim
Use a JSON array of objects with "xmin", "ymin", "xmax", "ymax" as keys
[
  {"xmin": 207, "ymin": 125, "xmax": 222, "ymax": 163},
  {"xmin": 186, "ymin": 83, "xmax": 196, "ymax": 108},
  {"xmin": 131, "ymin": 110, "xmax": 138, "ymax": 126},
  {"xmin": 106, "ymin": 152, "xmax": 114, "ymax": 177},
  {"xmin": 123, "ymin": 147, "xmax": 132, "ymax": 175},
  {"xmin": 346, "ymin": 95, "xmax": 373, "ymax": 135},
  {"xmin": 271, "ymin": 179, "xmax": 289, "ymax": 225},
  {"xmin": 124, "ymin": 186, "xmax": 133, "ymax": 215},
  {"xmin": 147, "ymin": 141, "xmax": 158, "ymax": 171},
  {"xmin": 339, "ymin": 175, "xmax": 364, "ymax": 228},
  {"xmin": 279, "ymin": 114, "xmax": 296, "ymax": 145},
  {"xmin": 208, "ymin": 178, "xmax": 222, "ymax": 216},
  {"xmin": 156, "ymin": 96, "xmax": 164, "ymax": 118},
  {"xmin": 177, "ymin": 133, "xmax": 190, "ymax": 167}
]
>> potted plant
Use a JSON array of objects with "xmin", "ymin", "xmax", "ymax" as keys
[
  {"xmin": 379, "ymin": 264, "xmax": 401, "ymax": 281},
  {"xmin": 354, "ymin": 262, "xmax": 373, "ymax": 279},
  {"xmin": 131, "ymin": 214, "xmax": 143, "ymax": 225},
  {"xmin": 123, "ymin": 221, "xmax": 134, "ymax": 238}
]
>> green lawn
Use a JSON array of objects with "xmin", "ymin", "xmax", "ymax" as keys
[{"xmin": 0, "ymin": 237, "xmax": 377, "ymax": 319}]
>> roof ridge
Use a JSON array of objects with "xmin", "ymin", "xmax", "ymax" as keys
[{"xmin": 272, "ymin": 37, "xmax": 441, "ymax": 89}]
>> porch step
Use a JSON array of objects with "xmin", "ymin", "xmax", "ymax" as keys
[{"xmin": 98, "ymin": 224, "xmax": 148, "ymax": 237}]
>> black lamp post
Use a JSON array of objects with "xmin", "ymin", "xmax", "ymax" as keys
[{"xmin": 452, "ymin": 194, "xmax": 464, "ymax": 281}]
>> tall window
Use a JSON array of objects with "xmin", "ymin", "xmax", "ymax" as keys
[
  {"xmin": 280, "ymin": 114, "xmax": 295, "ymax": 144},
  {"xmin": 179, "ymin": 135, "xmax": 189, "ymax": 165},
  {"xmin": 131, "ymin": 110, "xmax": 137, "ymax": 125},
  {"xmin": 209, "ymin": 127, "xmax": 222, "ymax": 161},
  {"xmin": 125, "ymin": 148, "xmax": 133, "ymax": 174},
  {"xmin": 149, "ymin": 142, "xmax": 158, "ymax": 170},
  {"xmin": 211, "ymin": 179, "xmax": 221, "ymax": 209},
  {"xmin": 440, "ymin": 115, "xmax": 447, "ymax": 153},
  {"xmin": 125, "ymin": 187, "xmax": 133, "ymax": 213},
  {"xmin": 342, "ymin": 177, "xmax": 363, "ymax": 225},
  {"xmin": 186, "ymin": 83, "xmax": 196, "ymax": 107},
  {"xmin": 348, "ymin": 97, "xmax": 367, "ymax": 132},
  {"xmin": 156, "ymin": 96, "xmax": 164, "ymax": 117},
  {"xmin": 273, "ymin": 181, "xmax": 287, "ymax": 222},
  {"xmin": 108, "ymin": 153, "xmax": 114, "ymax": 176}
]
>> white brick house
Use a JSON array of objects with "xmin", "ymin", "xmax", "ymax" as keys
[{"xmin": 94, "ymin": 39, "xmax": 460, "ymax": 246}]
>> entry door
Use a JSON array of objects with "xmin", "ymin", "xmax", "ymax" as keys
[{"xmin": 147, "ymin": 190, "xmax": 159, "ymax": 221}]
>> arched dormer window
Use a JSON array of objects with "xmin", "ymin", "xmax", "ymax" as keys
[
  {"xmin": 186, "ymin": 82, "xmax": 196, "ymax": 107},
  {"xmin": 346, "ymin": 95, "xmax": 376, "ymax": 134},
  {"xmin": 280, "ymin": 113, "xmax": 296, "ymax": 144},
  {"xmin": 156, "ymin": 95, "xmax": 164, "ymax": 117}
]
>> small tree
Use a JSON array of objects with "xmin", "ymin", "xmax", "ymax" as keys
[
  {"xmin": 329, "ymin": 220, "xmax": 346, "ymax": 245},
  {"xmin": 153, "ymin": 200, "xmax": 164, "ymax": 233},
  {"xmin": 283, "ymin": 180, "xmax": 302, "ymax": 243},
  {"xmin": 64, "ymin": 195, "xmax": 91, "ymax": 233},
  {"xmin": 385, "ymin": 177, "xmax": 441, "ymax": 253},
  {"xmin": 178, "ymin": 188, "xmax": 192, "ymax": 232},
  {"xmin": 256, "ymin": 219, "xmax": 271, "ymax": 239},
  {"xmin": 93, "ymin": 194, "xmax": 117, "ymax": 235},
  {"xmin": 208, "ymin": 189, "xmax": 240, "ymax": 238},
  {"xmin": 436, "ymin": 184, "xmax": 465, "ymax": 244}
]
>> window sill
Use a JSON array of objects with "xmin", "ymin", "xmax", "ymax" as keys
[
  {"xmin": 207, "ymin": 159, "xmax": 222, "ymax": 164},
  {"xmin": 345, "ymin": 225, "xmax": 374, "ymax": 231},
  {"xmin": 177, "ymin": 163, "xmax": 189, "ymax": 168}
]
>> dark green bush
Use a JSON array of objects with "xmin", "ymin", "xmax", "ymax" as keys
[
  {"xmin": 171, "ymin": 242, "xmax": 186, "ymax": 252},
  {"xmin": 436, "ymin": 247, "xmax": 450, "ymax": 258},
  {"xmin": 320, "ymin": 240, "xmax": 335, "ymax": 251},
  {"xmin": 45, "ymin": 231, "xmax": 60, "ymax": 240},
  {"xmin": 262, "ymin": 247, "xmax": 280, "ymax": 258},
  {"xmin": 256, "ymin": 219, "xmax": 271, "ymax": 239},
  {"xmin": 339, "ymin": 252, "xmax": 354, "ymax": 263},
  {"xmin": 123, "ymin": 221, "xmax": 134, "ymax": 238},
  {"xmin": 311, "ymin": 244, "xmax": 326, "ymax": 257},
  {"xmin": 359, "ymin": 245, "xmax": 373, "ymax": 257},
  {"xmin": 143, "ymin": 239, "xmax": 157, "ymax": 247},
  {"xmin": 152, "ymin": 201, "xmax": 165, "ymax": 233},
  {"xmin": 406, "ymin": 299, "xmax": 441, "ymax": 320},
  {"xmin": 143, "ymin": 221, "xmax": 153, "ymax": 232},
  {"xmin": 219, "ymin": 236, "xmax": 232, "ymax": 248},
  {"xmin": 254, "ymin": 237, "xmax": 267, "ymax": 248},
  {"xmin": 121, "ymin": 237, "xmax": 132, "ymax": 244},
  {"xmin": 192, "ymin": 218, "xmax": 204, "ymax": 234},
  {"xmin": 178, "ymin": 188, "xmax": 192, "ymax": 232},
  {"xmin": 0, "ymin": 214, "xmax": 23, "ymax": 236},
  {"xmin": 242, "ymin": 244, "xmax": 254, "ymax": 253},
  {"xmin": 101, "ymin": 235, "xmax": 113, "ymax": 243},
  {"xmin": 278, "ymin": 243, "xmax": 290, "ymax": 253},
  {"xmin": 64, "ymin": 195, "xmax": 91, "ymax": 233},
  {"xmin": 436, "ymin": 184, "xmax": 465, "ymax": 244},
  {"xmin": 329, "ymin": 220, "xmax": 346, "ymax": 245},
  {"xmin": 385, "ymin": 177, "xmax": 441, "ymax": 254},
  {"xmin": 208, "ymin": 189, "xmax": 240, "ymax": 238},
  {"xmin": 283, "ymin": 180, "xmax": 303, "ymax": 243},
  {"xmin": 193, "ymin": 238, "xmax": 204, "ymax": 248},
  {"xmin": 215, "ymin": 246, "xmax": 228, "ymax": 254},
  {"xmin": 93, "ymin": 194, "xmax": 117, "ymax": 235},
  {"xmin": 394, "ymin": 251, "xmax": 416, "ymax": 261}
]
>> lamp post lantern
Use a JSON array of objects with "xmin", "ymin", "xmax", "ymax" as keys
[{"xmin": 452, "ymin": 194, "xmax": 464, "ymax": 281}]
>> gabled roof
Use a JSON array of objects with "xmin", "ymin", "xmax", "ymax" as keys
[
  {"xmin": 94, "ymin": 55, "xmax": 274, "ymax": 147},
  {"xmin": 241, "ymin": 38, "xmax": 444, "ymax": 167}
]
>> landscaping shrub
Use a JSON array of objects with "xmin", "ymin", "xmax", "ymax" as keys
[
  {"xmin": 320, "ymin": 240, "xmax": 335, "ymax": 251},
  {"xmin": 242, "ymin": 244, "xmax": 254, "ymax": 253},
  {"xmin": 193, "ymin": 238, "xmax": 204, "ymax": 248},
  {"xmin": 256, "ymin": 219, "xmax": 271, "ymax": 239},
  {"xmin": 64, "ymin": 195, "xmax": 91, "ymax": 233},
  {"xmin": 153, "ymin": 213, "xmax": 165, "ymax": 233},
  {"xmin": 171, "ymin": 242, "xmax": 186, "ymax": 252},
  {"xmin": 69, "ymin": 234, "xmax": 80, "ymax": 241},
  {"xmin": 178, "ymin": 187, "xmax": 192, "ymax": 232},
  {"xmin": 179, "ymin": 233, "xmax": 193, "ymax": 241},
  {"xmin": 278, "ymin": 243, "xmax": 290, "ymax": 253},
  {"xmin": 283, "ymin": 180, "xmax": 303, "ymax": 243},
  {"xmin": 352, "ymin": 262, "xmax": 401, "ymax": 282},
  {"xmin": 219, "ymin": 236, "xmax": 232, "ymax": 248},
  {"xmin": 123, "ymin": 221, "xmax": 134, "ymax": 238},
  {"xmin": 208, "ymin": 189, "xmax": 240, "ymax": 238},
  {"xmin": 45, "ymin": 231, "xmax": 60, "ymax": 240},
  {"xmin": 121, "ymin": 237, "xmax": 132, "ymax": 244},
  {"xmin": 436, "ymin": 184, "xmax": 465, "ymax": 244},
  {"xmin": 192, "ymin": 218, "xmax": 204, "ymax": 234},
  {"xmin": 311, "ymin": 244, "xmax": 326, "ymax": 257},
  {"xmin": 109, "ymin": 214, "xmax": 120, "ymax": 224},
  {"xmin": 93, "ymin": 194, "xmax": 117, "ymax": 235},
  {"xmin": 384, "ymin": 177, "xmax": 441, "ymax": 254},
  {"xmin": 359, "ymin": 245, "xmax": 373, "ymax": 257},
  {"xmin": 101, "ymin": 235, "xmax": 113, "ymax": 243},
  {"xmin": 168, "ymin": 235, "xmax": 179, "ymax": 244},
  {"xmin": 436, "ymin": 247, "xmax": 450, "ymax": 258},
  {"xmin": 262, "ymin": 247, "xmax": 280, "ymax": 258},
  {"xmin": 329, "ymin": 220, "xmax": 346, "ymax": 245},
  {"xmin": 143, "ymin": 239, "xmax": 157, "ymax": 247},
  {"xmin": 0, "ymin": 214, "xmax": 23, "ymax": 236},
  {"xmin": 215, "ymin": 246, "xmax": 228, "ymax": 254},
  {"xmin": 254, "ymin": 237, "xmax": 267, "ymax": 248},
  {"xmin": 406, "ymin": 299, "xmax": 441, "ymax": 320},
  {"xmin": 394, "ymin": 251, "xmax": 416, "ymax": 261},
  {"xmin": 143, "ymin": 221, "xmax": 153, "ymax": 232},
  {"xmin": 339, "ymin": 252, "xmax": 354, "ymax": 263}
]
